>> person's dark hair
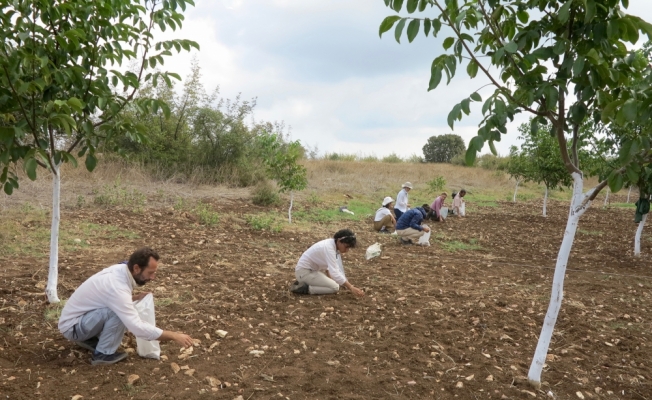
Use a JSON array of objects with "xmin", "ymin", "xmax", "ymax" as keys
[
  {"xmin": 128, "ymin": 247, "xmax": 160, "ymax": 272},
  {"xmin": 460, "ymin": 189, "xmax": 467, "ymax": 195},
  {"xmin": 334, "ymin": 229, "xmax": 357, "ymax": 248},
  {"xmin": 421, "ymin": 204, "xmax": 431, "ymax": 213}
]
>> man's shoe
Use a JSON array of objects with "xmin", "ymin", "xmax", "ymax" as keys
[
  {"xmin": 289, "ymin": 281, "xmax": 310, "ymax": 295},
  {"xmin": 75, "ymin": 337, "xmax": 99, "ymax": 352},
  {"xmin": 91, "ymin": 351, "xmax": 128, "ymax": 366},
  {"xmin": 399, "ymin": 237, "xmax": 413, "ymax": 245}
]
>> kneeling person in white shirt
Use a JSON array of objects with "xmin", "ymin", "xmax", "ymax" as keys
[
  {"xmin": 290, "ymin": 229, "xmax": 365, "ymax": 297},
  {"xmin": 58, "ymin": 247, "xmax": 194, "ymax": 365}
]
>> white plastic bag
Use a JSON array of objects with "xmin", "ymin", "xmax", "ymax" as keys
[
  {"xmin": 418, "ymin": 224, "xmax": 431, "ymax": 246},
  {"xmin": 439, "ymin": 207, "xmax": 449, "ymax": 220},
  {"xmin": 365, "ymin": 243, "xmax": 382, "ymax": 260},
  {"xmin": 134, "ymin": 293, "xmax": 161, "ymax": 359},
  {"xmin": 460, "ymin": 202, "xmax": 466, "ymax": 217}
]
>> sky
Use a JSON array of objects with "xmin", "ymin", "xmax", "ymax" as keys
[{"xmin": 157, "ymin": 0, "xmax": 652, "ymax": 159}]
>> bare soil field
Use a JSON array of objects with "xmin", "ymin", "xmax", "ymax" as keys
[{"xmin": 0, "ymin": 162, "xmax": 651, "ymax": 399}]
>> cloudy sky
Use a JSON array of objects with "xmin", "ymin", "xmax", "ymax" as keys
[{"xmin": 158, "ymin": 0, "xmax": 652, "ymax": 159}]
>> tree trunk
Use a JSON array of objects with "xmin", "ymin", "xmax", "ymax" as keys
[
  {"xmin": 46, "ymin": 163, "xmax": 61, "ymax": 303},
  {"xmin": 543, "ymin": 187, "xmax": 548, "ymax": 217},
  {"xmin": 603, "ymin": 189, "xmax": 609, "ymax": 207},
  {"xmin": 288, "ymin": 191, "xmax": 294, "ymax": 224},
  {"xmin": 513, "ymin": 180, "xmax": 520, "ymax": 203},
  {"xmin": 528, "ymin": 172, "xmax": 591, "ymax": 388},
  {"xmin": 635, "ymin": 213, "xmax": 648, "ymax": 257},
  {"xmin": 627, "ymin": 186, "xmax": 632, "ymax": 203}
]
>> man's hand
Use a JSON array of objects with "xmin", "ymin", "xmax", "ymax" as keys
[
  {"xmin": 349, "ymin": 286, "xmax": 365, "ymax": 297},
  {"xmin": 132, "ymin": 292, "xmax": 151, "ymax": 302},
  {"xmin": 174, "ymin": 333, "xmax": 194, "ymax": 348},
  {"xmin": 423, "ymin": 226, "xmax": 431, "ymax": 233}
]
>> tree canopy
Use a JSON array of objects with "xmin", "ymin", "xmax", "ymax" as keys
[{"xmin": 422, "ymin": 133, "xmax": 465, "ymax": 163}]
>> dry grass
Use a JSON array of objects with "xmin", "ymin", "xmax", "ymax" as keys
[{"xmin": 0, "ymin": 158, "xmax": 620, "ymax": 212}]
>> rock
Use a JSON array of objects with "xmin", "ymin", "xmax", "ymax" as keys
[
  {"xmin": 233, "ymin": 396, "xmax": 244, "ymax": 400},
  {"xmin": 184, "ymin": 369, "xmax": 195, "ymax": 377},
  {"xmin": 407, "ymin": 381, "xmax": 416, "ymax": 385},
  {"xmin": 71, "ymin": 396, "xmax": 83, "ymax": 400},
  {"xmin": 594, "ymin": 387, "xmax": 602, "ymax": 394},
  {"xmin": 326, "ymin": 360, "xmax": 340, "ymax": 366},
  {"xmin": 215, "ymin": 330, "xmax": 228, "ymax": 338},
  {"xmin": 521, "ymin": 390, "xmax": 537, "ymax": 397},
  {"xmin": 576, "ymin": 392, "xmax": 585, "ymax": 399},
  {"xmin": 249, "ymin": 350, "xmax": 264, "ymax": 357},
  {"xmin": 171, "ymin": 363, "xmax": 180, "ymax": 374},
  {"xmin": 465, "ymin": 374, "xmax": 474, "ymax": 381},
  {"xmin": 486, "ymin": 375, "xmax": 494, "ymax": 382},
  {"xmin": 127, "ymin": 374, "xmax": 140, "ymax": 385},
  {"xmin": 74, "ymin": 238, "xmax": 81, "ymax": 243},
  {"xmin": 455, "ymin": 382, "xmax": 463, "ymax": 388},
  {"xmin": 205, "ymin": 376, "xmax": 221, "ymax": 387}
]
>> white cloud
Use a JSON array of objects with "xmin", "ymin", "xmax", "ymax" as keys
[{"xmin": 154, "ymin": 0, "xmax": 652, "ymax": 158}]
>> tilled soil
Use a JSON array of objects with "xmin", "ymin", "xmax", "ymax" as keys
[{"xmin": 1, "ymin": 198, "xmax": 651, "ymax": 399}]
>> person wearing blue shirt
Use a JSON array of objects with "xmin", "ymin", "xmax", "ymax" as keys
[{"xmin": 395, "ymin": 204, "xmax": 432, "ymax": 245}]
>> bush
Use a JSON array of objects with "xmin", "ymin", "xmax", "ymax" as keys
[
  {"xmin": 325, "ymin": 152, "xmax": 357, "ymax": 161},
  {"xmin": 381, "ymin": 153, "xmax": 403, "ymax": 163},
  {"xmin": 405, "ymin": 154, "xmax": 424, "ymax": 163},
  {"xmin": 450, "ymin": 152, "xmax": 473, "ymax": 166},
  {"xmin": 427, "ymin": 176, "xmax": 447, "ymax": 194},
  {"xmin": 245, "ymin": 214, "xmax": 283, "ymax": 232},
  {"xmin": 476, "ymin": 154, "xmax": 510, "ymax": 170},
  {"xmin": 193, "ymin": 203, "xmax": 219, "ymax": 226},
  {"xmin": 251, "ymin": 181, "xmax": 281, "ymax": 206}
]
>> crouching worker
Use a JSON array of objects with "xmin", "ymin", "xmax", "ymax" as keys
[
  {"xmin": 395, "ymin": 204, "xmax": 431, "ymax": 245},
  {"xmin": 58, "ymin": 247, "xmax": 194, "ymax": 365},
  {"xmin": 374, "ymin": 196, "xmax": 396, "ymax": 233},
  {"xmin": 289, "ymin": 229, "xmax": 365, "ymax": 297}
]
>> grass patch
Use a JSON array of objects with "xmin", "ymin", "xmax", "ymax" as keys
[
  {"xmin": 578, "ymin": 229, "xmax": 603, "ymax": 236},
  {"xmin": 193, "ymin": 203, "xmax": 220, "ymax": 226},
  {"xmin": 293, "ymin": 200, "xmax": 375, "ymax": 223},
  {"xmin": 44, "ymin": 301, "xmax": 67, "ymax": 322},
  {"xmin": 93, "ymin": 180, "xmax": 147, "ymax": 212},
  {"xmin": 609, "ymin": 202, "xmax": 635, "ymax": 208},
  {"xmin": 245, "ymin": 213, "xmax": 283, "ymax": 232},
  {"xmin": 440, "ymin": 240, "xmax": 483, "ymax": 252}
]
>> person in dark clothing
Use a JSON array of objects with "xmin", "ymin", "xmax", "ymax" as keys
[{"xmin": 395, "ymin": 204, "xmax": 431, "ymax": 245}]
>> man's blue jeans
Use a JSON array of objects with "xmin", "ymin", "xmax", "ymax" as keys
[{"xmin": 62, "ymin": 308, "xmax": 126, "ymax": 354}]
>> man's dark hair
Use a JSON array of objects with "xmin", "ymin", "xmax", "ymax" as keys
[
  {"xmin": 334, "ymin": 229, "xmax": 357, "ymax": 248},
  {"xmin": 460, "ymin": 189, "xmax": 467, "ymax": 195},
  {"xmin": 421, "ymin": 204, "xmax": 432, "ymax": 213},
  {"xmin": 128, "ymin": 247, "xmax": 160, "ymax": 272}
]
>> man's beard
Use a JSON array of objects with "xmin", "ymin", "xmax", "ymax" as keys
[{"xmin": 134, "ymin": 273, "xmax": 150, "ymax": 286}]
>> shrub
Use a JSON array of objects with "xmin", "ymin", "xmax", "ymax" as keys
[
  {"xmin": 245, "ymin": 214, "xmax": 283, "ymax": 232},
  {"xmin": 382, "ymin": 153, "xmax": 403, "ymax": 163},
  {"xmin": 251, "ymin": 181, "xmax": 281, "ymax": 206},
  {"xmin": 476, "ymin": 154, "xmax": 510, "ymax": 170},
  {"xmin": 427, "ymin": 176, "xmax": 447, "ymax": 194},
  {"xmin": 193, "ymin": 203, "xmax": 219, "ymax": 226}
]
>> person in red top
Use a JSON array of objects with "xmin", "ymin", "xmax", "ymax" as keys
[{"xmin": 430, "ymin": 192, "xmax": 447, "ymax": 222}]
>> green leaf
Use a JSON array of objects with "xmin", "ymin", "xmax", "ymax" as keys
[
  {"xmin": 584, "ymin": 0, "xmax": 596, "ymax": 24},
  {"xmin": 488, "ymin": 140, "xmax": 497, "ymax": 156},
  {"xmin": 621, "ymin": 99, "xmax": 637, "ymax": 121},
  {"xmin": 424, "ymin": 19, "xmax": 431, "ymax": 36},
  {"xmin": 461, "ymin": 98, "xmax": 471, "ymax": 115},
  {"xmin": 407, "ymin": 19, "xmax": 420, "ymax": 42},
  {"xmin": 626, "ymin": 167, "xmax": 639, "ymax": 184},
  {"xmin": 85, "ymin": 153, "xmax": 97, "ymax": 172},
  {"xmin": 394, "ymin": 18, "xmax": 407, "ymax": 43},
  {"xmin": 466, "ymin": 59, "xmax": 479, "ymax": 78},
  {"xmin": 428, "ymin": 63, "xmax": 442, "ymax": 91},
  {"xmin": 391, "ymin": 0, "xmax": 404, "ymax": 12},
  {"xmin": 406, "ymin": 0, "xmax": 418, "ymax": 13},
  {"xmin": 447, "ymin": 103, "xmax": 462, "ymax": 129},
  {"xmin": 601, "ymin": 99, "xmax": 624, "ymax": 122},
  {"xmin": 572, "ymin": 56, "xmax": 585, "ymax": 77},
  {"xmin": 504, "ymin": 41, "xmax": 518, "ymax": 53},
  {"xmin": 379, "ymin": 15, "xmax": 401, "ymax": 37},
  {"xmin": 558, "ymin": 0, "xmax": 573, "ymax": 24},
  {"xmin": 4, "ymin": 182, "xmax": 13, "ymax": 195},
  {"xmin": 553, "ymin": 40, "xmax": 566, "ymax": 55},
  {"xmin": 470, "ymin": 92, "xmax": 482, "ymax": 102},
  {"xmin": 516, "ymin": 10, "xmax": 529, "ymax": 23},
  {"xmin": 443, "ymin": 37, "xmax": 455, "ymax": 50},
  {"xmin": 24, "ymin": 158, "xmax": 37, "ymax": 181},
  {"xmin": 607, "ymin": 172, "xmax": 624, "ymax": 192}
]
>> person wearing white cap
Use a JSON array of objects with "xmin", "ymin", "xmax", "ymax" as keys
[
  {"xmin": 395, "ymin": 182, "xmax": 413, "ymax": 220},
  {"xmin": 373, "ymin": 196, "xmax": 396, "ymax": 233}
]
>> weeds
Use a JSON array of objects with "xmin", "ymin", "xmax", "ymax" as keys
[
  {"xmin": 194, "ymin": 204, "xmax": 219, "ymax": 226},
  {"xmin": 44, "ymin": 301, "xmax": 67, "ymax": 322},
  {"xmin": 94, "ymin": 181, "xmax": 147, "ymax": 211},
  {"xmin": 251, "ymin": 181, "xmax": 281, "ymax": 206},
  {"xmin": 245, "ymin": 214, "xmax": 283, "ymax": 232},
  {"xmin": 440, "ymin": 240, "xmax": 483, "ymax": 252}
]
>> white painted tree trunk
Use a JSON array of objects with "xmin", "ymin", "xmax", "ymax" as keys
[
  {"xmin": 513, "ymin": 180, "xmax": 520, "ymax": 202},
  {"xmin": 528, "ymin": 172, "xmax": 592, "ymax": 388},
  {"xmin": 627, "ymin": 186, "xmax": 632, "ymax": 203},
  {"xmin": 543, "ymin": 187, "xmax": 548, "ymax": 217},
  {"xmin": 288, "ymin": 191, "xmax": 294, "ymax": 224},
  {"xmin": 634, "ymin": 213, "xmax": 647, "ymax": 257},
  {"xmin": 603, "ymin": 189, "xmax": 609, "ymax": 207},
  {"xmin": 46, "ymin": 163, "xmax": 61, "ymax": 303}
]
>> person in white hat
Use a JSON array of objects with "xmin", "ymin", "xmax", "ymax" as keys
[
  {"xmin": 395, "ymin": 182, "xmax": 413, "ymax": 220},
  {"xmin": 373, "ymin": 196, "xmax": 397, "ymax": 233}
]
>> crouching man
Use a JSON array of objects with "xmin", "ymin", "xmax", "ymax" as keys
[{"xmin": 58, "ymin": 247, "xmax": 194, "ymax": 365}]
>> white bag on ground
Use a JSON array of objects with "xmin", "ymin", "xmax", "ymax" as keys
[
  {"xmin": 134, "ymin": 293, "xmax": 161, "ymax": 359},
  {"xmin": 365, "ymin": 243, "xmax": 382, "ymax": 260},
  {"xmin": 440, "ymin": 207, "xmax": 449, "ymax": 219},
  {"xmin": 418, "ymin": 225, "xmax": 431, "ymax": 246},
  {"xmin": 460, "ymin": 202, "xmax": 466, "ymax": 217}
]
